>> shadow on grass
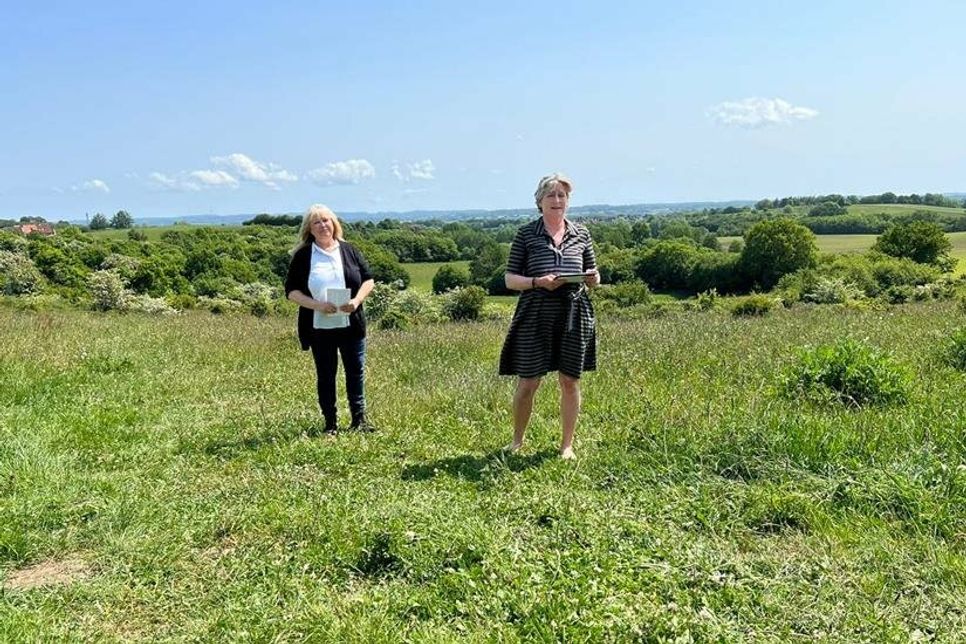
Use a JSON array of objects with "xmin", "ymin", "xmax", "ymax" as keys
[
  {"xmin": 201, "ymin": 422, "xmax": 321, "ymax": 458},
  {"xmin": 401, "ymin": 448, "xmax": 556, "ymax": 483}
]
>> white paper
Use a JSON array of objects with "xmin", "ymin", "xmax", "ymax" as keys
[{"xmin": 313, "ymin": 288, "xmax": 351, "ymax": 329}]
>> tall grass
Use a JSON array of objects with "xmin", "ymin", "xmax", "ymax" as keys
[{"xmin": 1, "ymin": 303, "xmax": 965, "ymax": 639}]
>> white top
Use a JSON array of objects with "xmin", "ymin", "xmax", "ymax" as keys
[{"xmin": 307, "ymin": 241, "xmax": 350, "ymax": 329}]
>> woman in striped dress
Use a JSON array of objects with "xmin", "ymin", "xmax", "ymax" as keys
[{"xmin": 499, "ymin": 173, "xmax": 600, "ymax": 459}]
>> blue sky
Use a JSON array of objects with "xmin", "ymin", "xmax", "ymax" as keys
[{"xmin": 3, "ymin": 1, "xmax": 965, "ymax": 219}]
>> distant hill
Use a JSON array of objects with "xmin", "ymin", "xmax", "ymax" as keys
[
  {"xmin": 58, "ymin": 193, "xmax": 963, "ymax": 227},
  {"xmin": 65, "ymin": 199, "xmax": 757, "ymax": 227}
]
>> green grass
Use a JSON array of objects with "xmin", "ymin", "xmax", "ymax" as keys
[
  {"xmin": 847, "ymin": 203, "xmax": 966, "ymax": 217},
  {"xmin": 721, "ymin": 232, "xmax": 966, "ymax": 275},
  {"xmin": 85, "ymin": 223, "xmax": 223, "ymax": 241},
  {"xmin": 403, "ymin": 261, "xmax": 472, "ymax": 292},
  {"xmin": 2, "ymin": 303, "xmax": 966, "ymax": 639}
]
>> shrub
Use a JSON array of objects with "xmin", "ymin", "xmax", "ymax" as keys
[
  {"xmin": 432, "ymin": 264, "xmax": 470, "ymax": 294},
  {"xmin": 782, "ymin": 338, "xmax": 910, "ymax": 407},
  {"xmin": 198, "ymin": 296, "xmax": 245, "ymax": 315},
  {"xmin": 393, "ymin": 289, "xmax": 442, "ymax": 324},
  {"xmin": 776, "ymin": 269, "xmax": 819, "ymax": 304},
  {"xmin": 740, "ymin": 219, "xmax": 817, "ymax": 290},
  {"xmin": 732, "ymin": 293, "xmax": 777, "ymax": 317},
  {"xmin": 883, "ymin": 285, "xmax": 914, "ymax": 304},
  {"xmin": 804, "ymin": 277, "xmax": 865, "ymax": 304},
  {"xmin": 87, "ymin": 269, "xmax": 128, "ymax": 311},
  {"xmin": 226, "ymin": 282, "xmax": 280, "ymax": 317},
  {"xmin": 0, "ymin": 250, "xmax": 44, "ymax": 295},
  {"xmin": 440, "ymin": 285, "xmax": 486, "ymax": 321},
  {"xmin": 696, "ymin": 288, "xmax": 718, "ymax": 311},
  {"xmin": 594, "ymin": 281, "xmax": 652, "ymax": 308},
  {"xmin": 941, "ymin": 328, "xmax": 966, "ymax": 371},
  {"xmin": 635, "ymin": 239, "xmax": 699, "ymax": 290},
  {"xmin": 870, "ymin": 255, "xmax": 938, "ymax": 291},
  {"xmin": 126, "ymin": 294, "xmax": 176, "ymax": 315},
  {"xmin": 872, "ymin": 221, "xmax": 953, "ymax": 267},
  {"xmin": 808, "ymin": 201, "xmax": 847, "ymax": 217},
  {"xmin": 377, "ymin": 309, "xmax": 410, "ymax": 330},
  {"xmin": 364, "ymin": 282, "xmax": 399, "ymax": 322}
]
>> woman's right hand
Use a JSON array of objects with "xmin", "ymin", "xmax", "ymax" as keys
[
  {"xmin": 534, "ymin": 274, "xmax": 563, "ymax": 291},
  {"xmin": 317, "ymin": 301, "xmax": 339, "ymax": 314}
]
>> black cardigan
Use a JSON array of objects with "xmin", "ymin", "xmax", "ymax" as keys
[{"xmin": 284, "ymin": 240, "xmax": 374, "ymax": 350}]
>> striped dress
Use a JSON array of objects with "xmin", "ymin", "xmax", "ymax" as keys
[{"xmin": 499, "ymin": 217, "xmax": 597, "ymax": 379}]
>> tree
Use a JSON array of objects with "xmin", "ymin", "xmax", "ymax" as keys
[
  {"xmin": 808, "ymin": 201, "xmax": 846, "ymax": 217},
  {"xmin": 469, "ymin": 241, "xmax": 508, "ymax": 286},
  {"xmin": 740, "ymin": 218, "xmax": 817, "ymax": 290},
  {"xmin": 89, "ymin": 213, "xmax": 109, "ymax": 230},
  {"xmin": 872, "ymin": 221, "xmax": 953, "ymax": 268},
  {"xmin": 111, "ymin": 210, "xmax": 133, "ymax": 229},
  {"xmin": 432, "ymin": 264, "xmax": 470, "ymax": 294}
]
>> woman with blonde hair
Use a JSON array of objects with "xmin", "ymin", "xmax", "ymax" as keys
[
  {"xmin": 285, "ymin": 204, "xmax": 376, "ymax": 434},
  {"xmin": 499, "ymin": 173, "xmax": 600, "ymax": 459}
]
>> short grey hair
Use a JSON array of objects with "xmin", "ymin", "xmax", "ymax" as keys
[{"xmin": 534, "ymin": 173, "xmax": 573, "ymax": 212}]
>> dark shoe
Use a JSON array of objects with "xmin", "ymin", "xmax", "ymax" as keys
[
  {"xmin": 350, "ymin": 415, "xmax": 376, "ymax": 432},
  {"xmin": 323, "ymin": 417, "xmax": 338, "ymax": 436}
]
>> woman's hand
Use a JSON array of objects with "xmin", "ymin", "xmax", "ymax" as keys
[
  {"xmin": 583, "ymin": 269, "xmax": 601, "ymax": 288},
  {"xmin": 317, "ymin": 301, "xmax": 339, "ymax": 314},
  {"xmin": 339, "ymin": 299, "xmax": 359, "ymax": 313},
  {"xmin": 534, "ymin": 274, "xmax": 563, "ymax": 291}
]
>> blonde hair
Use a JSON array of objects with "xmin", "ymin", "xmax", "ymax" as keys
[
  {"xmin": 296, "ymin": 204, "xmax": 345, "ymax": 249},
  {"xmin": 534, "ymin": 173, "xmax": 573, "ymax": 212}
]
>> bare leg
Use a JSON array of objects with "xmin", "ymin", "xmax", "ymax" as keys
[
  {"xmin": 559, "ymin": 373, "xmax": 581, "ymax": 459},
  {"xmin": 508, "ymin": 377, "xmax": 542, "ymax": 451}
]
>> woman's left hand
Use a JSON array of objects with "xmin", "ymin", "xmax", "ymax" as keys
[
  {"xmin": 583, "ymin": 270, "xmax": 601, "ymax": 288},
  {"xmin": 339, "ymin": 299, "xmax": 359, "ymax": 313}
]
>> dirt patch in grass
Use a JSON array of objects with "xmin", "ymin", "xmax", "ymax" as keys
[{"xmin": 3, "ymin": 556, "xmax": 90, "ymax": 591}]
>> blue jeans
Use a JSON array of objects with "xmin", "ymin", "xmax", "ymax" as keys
[{"xmin": 309, "ymin": 330, "xmax": 366, "ymax": 424}]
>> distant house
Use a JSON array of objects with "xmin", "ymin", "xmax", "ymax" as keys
[{"xmin": 12, "ymin": 223, "xmax": 55, "ymax": 236}]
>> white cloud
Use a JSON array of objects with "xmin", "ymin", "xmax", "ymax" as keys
[
  {"xmin": 72, "ymin": 179, "xmax": 110, "ymax": 193},
  {"xmin": 210, "ymin": 152, "xmax": 298, "ymax": 189},
  {"xmin": 391, "ymin": 159, "xmax": 436, "ymax": 182},
  {"xmin": 148, "ymin": 172, "xmax": 201, "ymax": 192},
  {"xmin": 707, "ymin": 97, "xmax": 818, "ymax": 128},
  {"xmin": 189, "ymin": 169, "xmax": 239, "ymax": 188},
  {"xmin": 306, "ymin": 159, "xmax": 376, "ymax": 185}
]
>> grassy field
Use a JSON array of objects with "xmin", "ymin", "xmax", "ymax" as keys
[
  {"xmin": 403, "ymin": 261, "xmax": 472, "ymax": 292},
  {"xmin": 85, "ymin": 224, "xmax": 217, "ymax": 242},
  {"xmin": 2, "ymin": 303, "xmax": 966, "ymax": 640},
  {"xmin": 720, "ymin": 232, "xmax": 966, "ymax": 276},
  {"xmin": 847, "ymin": 203, "xmax": 966, "ymax": 217}
]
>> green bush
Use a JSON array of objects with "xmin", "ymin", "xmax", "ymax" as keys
[
  {"xmin": 377, "ymin": 309, "xmax": 410, "ymax": 330},
  {"xmin": 804, "ymin": 277, "xmax": 865, "ymax": 304},
  {"xmin": 87, "ymin": 269, "xmax": 128, "ymax": 311},
  {"xmin": 732, "ymin": 294, "xmax": 777, "ymax": 317},
  {"xmin": 432, "ymin": 264, "xmax": 470, "ymax": 294},
  {"xmin": 440, "ymin": 285, "xmax": 486, "ymax": 321},
  {"xmin": 364, "ymin": 282, "xmax": 400, "ymax": 322},
  {"xmin": 941, "ymin": 328, "xmax": 966, "ymax": 371},
  {"xmin": 696, "ymin": 288, "xmax": 718, "ymax": 311},
  {"xmin": 594, "ymin": 281, "xmax": 652, "ymax": 308},
  {"xmin": 782, "ymin": 338, "xmax": 910, "ymax": 407},
  {"xmin": 0, "ymin": 250, "xmax": 44, "ymax": 295},
  {"xmin": 884, "ymin": 285, "xmax": 914, "ymax": 304}
]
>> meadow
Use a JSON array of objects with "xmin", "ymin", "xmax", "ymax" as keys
[
  {"xmin": 2, "ymin": 301, "xmax": 966, "ymax": 641},
  {"xmin": 720, "ymin": 232, "xmax": 966, "ymax": 276}
]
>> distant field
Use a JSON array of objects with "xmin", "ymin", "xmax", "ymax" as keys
[
  {"xmin": 720, "ymin": 232, "xmax": 966, "ymax": 275},
  {"xmin": 404, "ymin": 261, "xmax": 472, "ymax": 292},
  {"xmin": 847, "ymin": 203, "xmax": 965, "ymax": 216},
  {"xmin": 85, "ymin": 224, "xmax": 216, "ymax": 241}
]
